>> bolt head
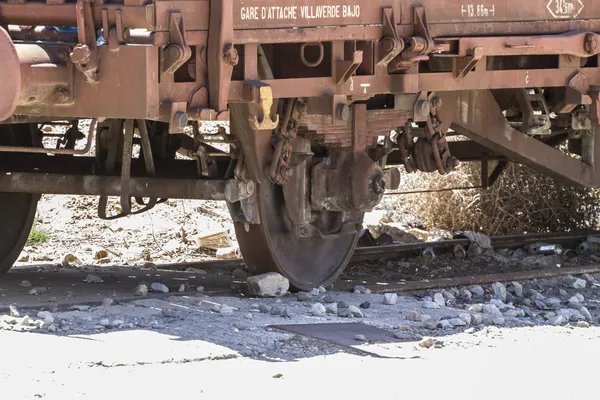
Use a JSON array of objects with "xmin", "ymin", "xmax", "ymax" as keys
[
  {"xmin": 174, "ymin": 112, "xmax": 188, "ymax": 129},
  {"xmin": 70, "ymin": 44, "xmax": 91, "ymax": 64},
  {"xmin": 431, "ymin": 96, "xmax": 443, "ymax": 109},
  {"xmin": 380, "ymin": 37, "xmax": 396, "ymax": 53},
  {"xmin": 416, "ymin": 100, "xmax": 430, "ymax": 117},
  {"xmin": 336, "ymin": 103, "xmax": 350, "ymax": 121},
  {"xmin": 223, "ymin": 44, "xmax": 239, "ymax": 66}
]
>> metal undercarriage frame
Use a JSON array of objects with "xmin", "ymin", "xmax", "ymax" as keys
[{"xmin": 0, "ymin": 0, "xmax": 599, "ymax": 208}]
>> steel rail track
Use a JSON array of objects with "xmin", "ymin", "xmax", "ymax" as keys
[
  {"xmin": 361, "ymin": 264, "xmax": 600, "ymax": 294},
  {"xmin": 155, "ymin": 230, "xmax": 600, "ymax": 271}
]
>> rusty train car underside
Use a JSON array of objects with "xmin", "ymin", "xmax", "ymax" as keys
[{"xmin": 0, "ymin": 0, "xmax": 598, "ymax": 289}]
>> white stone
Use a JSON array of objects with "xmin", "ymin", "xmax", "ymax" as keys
[
  {"xmin": 422, "ymin": 301, "xmax": 440, "ymax": 309},
  {"xmin": 467, "ymin": 304, "xmax": 484, "ymax": 313},
  {"xmin": 318, "ymin": 286, "xmax": 327, "ymax": 294},
  {"xmin": 458, "ymin": 313, "xmax": 472, "ymax": 325},
  {"xmin": 99, "ymin": 319, "xmax": 110, "ymax": 327},
  {"xmin": 102, "ymin": 298, "xmax": 114, "ymax": 307},
  {"xmin": 178, "ymin": 284, "xmax": 186, "ymax": 292},
  {"xmin": 355, "ymin": 334, "xmax": 367, "ymax": 342},
  {"xmin": 509, "ymin": 281, "xmax": 524, "ymax": 298},
  {"xmin": 471, "ymin": 314, "xmax": 483, "ymax": 325},
  {"xmin": 572, "ymin": 278, "xmax": 587, "ymax": 289},
  {"xmin": 383, "ymin": 293, "xmax": 398, "ymax": 305},
  {"xmin": 469, "ymin": 285, "xmax": 485, "ymax": 297},
  {"xmin": 459, "ymin": 288, "xmax": 472, "ymax": 301},
  {"xmin": 36, "ymin": 311, "xmax": 54, "ymax": 324},
  {"xmin": 580, "ymin": 306, "xmax": 592, "ymax": 320},
  {"xmin": 433, "ymin": 293, "xmax": 446, "ymax": 307},
  {"xmin": 325, "ymin": 303, "xmax": 338, "ymax": 315},
  {"xmin": 489, "ymin": 298, "xmax": 508, "ymax": 310},
  {"xmin": 134, "ymin": 284, "xmax": 148, "ymax": 296},
  {"xmin": 442, "ymin": 290, "xmax": 456, "ymax": 301},
  {"xmin": 439, "ymin": 320, "xmax": 452, "ymax": 329},
  {"xmin": 8, "ymin": 305, "xmax": 20, "ymax": 318},
  {"xmin": 551, "ymin": 315, "xmax": 568, "ymax": 325},
  {"xmin": 423, "ymin": 319, "xmax": 439, "ymax": 330},
  {"xmin": 311, "ymin": 303, "xmax": 326, "ymax": 316},
  {"xmin": 353, "ymin": 285, "xmax": 371, "ymax": 294},
  {"xmin": 111, "ymin": 319, "xmax": 124, "ymax": 327},
  {"xmin": 492, "ymin": 317, "xmax": 505, "ymax": 325},
  {"xmin": 310, "ymin": 288, "xmax": 320, "ymax": 296},
  {"xmin": 348, "ymin": 306, "xmax": 364, "ymax": 318},
  {"xmin": 492, "ymin": 282, "xmax": 507, "ymax": 302},
  {"xmin": 482, "ymin": 304, "xmax": 502, "ymax": 316},
  {"xmin": 150, "ymin": 282, "xmax": 169, "ymax": 293},
  {"xmin": 246, "ymin": 272, "xmax": 289, "ymax": 297}
]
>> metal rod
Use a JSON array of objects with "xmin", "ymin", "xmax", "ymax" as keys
[
  {"xmin": 0, "ymin": 172, "xmax": 227, "ymax": 200},
  {"xmin": 384, "ymin": 186, "xmax": 484, "ymax": 195},
  {"xmin": 0, "ymin": 119, "xmax": 97, "ymax": 155}
]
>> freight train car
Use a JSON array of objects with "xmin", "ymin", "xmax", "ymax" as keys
[{"xmin": 0, "ymin": 0, "xmax": 598, "ymax": 289}]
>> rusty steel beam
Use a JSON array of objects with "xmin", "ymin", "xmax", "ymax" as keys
[
  {"xmin": 441, "ymin": 90, "xmax": 597, "ymax": 187},
  {"xmin": 0, "ymin": 172, "xmax": 227, "ymax": 200}
]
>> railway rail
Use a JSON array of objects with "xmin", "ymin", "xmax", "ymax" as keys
[
  {"xmin": 2, "ymin": 230, "xmax": 600, "ymax": 312},
  {"xmin": 155, "ymin": 230, "xmax": 600, "ymax": 271}
]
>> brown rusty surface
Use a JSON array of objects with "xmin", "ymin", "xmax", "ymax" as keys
[
  {"xmin": 442, "ymin": 90, "xmax": 597, "ymax": 186},
  {"xmin": 0, "ymin": 26, "xmax": 21, "ymax": 121}
]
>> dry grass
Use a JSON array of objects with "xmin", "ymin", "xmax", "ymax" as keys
[{"xmin": 390, "ymin": 162, "xmax": 600, "ymax": 235}]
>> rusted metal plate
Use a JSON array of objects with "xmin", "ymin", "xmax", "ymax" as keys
[{"xmin": 270, "ymin": 322, "xmax": 406, "ymax": 347}]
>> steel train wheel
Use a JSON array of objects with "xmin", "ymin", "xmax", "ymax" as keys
[
  {"xmin": 234, "ymin": 180, "xmax": 362, "ymax": 291},
  {"xmin": 0, "ymin": 192, "xmax": 38, "ymax": 273},
  {"xmin": 0, "ymin": 123, "xmax": 40, "ymax": 273}
]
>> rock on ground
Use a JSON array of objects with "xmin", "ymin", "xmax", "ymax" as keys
[
  {"xmin": 492, "ymin": 282, "xmax": 507, "ymax": 302},
  {"xmin": 246, "ymin": 272, "xmax": 289, "ymax": 297},
  {"xmin": 383, "ymin": 293, "xmax": 398, "ymax": 305},
  {"xmin": 311, "ymin": 303, "xmax": 326, "ymax": 316},
  {"xmin": 151, "ymin": 282, "xmax": 169, "ymax": 293},
  {"xmin": 433, "ymin": 293, "xmax": 445, "ymax": 307}
]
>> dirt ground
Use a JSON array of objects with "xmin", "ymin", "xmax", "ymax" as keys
[{"xmin": 2, "ymin": 192, "xmax": 600, "ymax": 400}]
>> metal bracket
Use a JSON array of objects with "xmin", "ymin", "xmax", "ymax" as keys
[
  {"xmin": 334, "ymin": 50, "xmax": 363, "ymax": 85},
  {"xmin": 454, "ymin": 47, "xmax": 483, "ymax": 79},
  {"xmin": 208, "ymin": 0, "xmax": 235, "ymax": 114},
  {"xmin": 394, "ymin": 6, "xmax": 437, "ymax": 71},
  {"xmin": 70, "ymin": 0, "xmax": 100, "ymax": 83},
  {"xmin": 376, "ymin": 8, "xmax": 404, "ymax": 68},
  {"xmin": 224, "ymin": 179, "xmax": 255, "ymax": 203},
  {"xmin": 413, "ymin": 6, "xmax": 434, "ymax": 52},
  {"xmin": 245, "ymin": 82, "xmax": 279, "ymax": 130},
  {"xmin": 162, "ymin": 13, "xmax": 192, "ymax": 75}
]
